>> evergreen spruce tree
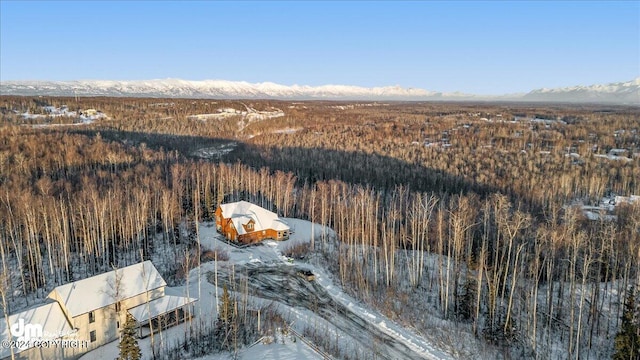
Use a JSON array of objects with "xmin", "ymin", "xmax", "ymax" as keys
[
  {"xmin": 457, "ymin": 274, "xmax": 476, "ymax": 321},
  {"xmin": 613, "ymin": 287, "xmax": 639, "ymax": 360},
  {"xmin": 215, "ymin": 284, "xmax": 234, "ymax": 351},
  {"xmin": 118, "ymin": 313, "xmax": 142, "ymax": 360}
]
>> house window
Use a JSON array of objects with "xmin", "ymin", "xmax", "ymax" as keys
[
  {"xmin": 115, "ymin": 302, "xmax": 121, "ymax": 312},
  {"xmin": 89, "ymin": 311, "xmax": 95, "ymax": 323},
  {"xmin": 117, "ymin": 321, "xmax": 120, "ymax": 329},
  {"xmin": 247, "ymin": 222, "xmax": 253, "ymax": 230},
  {"xmin": 90, "ymin": 330, "xmax": 96, "ymax": 342}
]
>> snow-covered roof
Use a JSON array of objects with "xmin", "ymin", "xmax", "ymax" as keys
[
  {"xmin": 0, "ymin": 301, "xmax": 74, "ymax": 358},
  {"xmin": 609, "ymin": 148, "xmax": 627, "ymax": 154},
  {"xmin": 127, "ymin": 295, "xmax": 197, "ymax": 324},
  {"xmin": 220, "ymin": 201, "xmax": 289, "ymax": 235},
  {"xmin": 49, "ymin": 261, "xmax": 166, "ymax": 318}
]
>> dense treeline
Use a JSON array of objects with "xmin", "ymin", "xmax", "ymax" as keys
[
  {"xmin": 238, "ymin": 106, "xmax": 640, "ymax": 216},
  {"xmin": 1, "ymin": 96, "xmax": 639, "ymax": 358}
]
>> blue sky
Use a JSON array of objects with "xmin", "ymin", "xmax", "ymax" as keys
[{"xmin": 1, "ymin": 1, "xmax": 638, "ymax": 94}]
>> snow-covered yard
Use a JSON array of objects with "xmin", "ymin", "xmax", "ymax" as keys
[
  {"xmin": 79, "ymin": 218, "xmax": 326, "ymax": 360},
  {"xmin": 79, "ymin": 218, "xmax": 452, "ymax": 360}
]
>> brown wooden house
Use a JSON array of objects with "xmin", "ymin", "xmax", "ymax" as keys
[{"xmin": 215, "ymin": 201, "xmax": 290, "ymax": 244}]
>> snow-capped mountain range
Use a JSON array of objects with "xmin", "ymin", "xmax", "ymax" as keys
[
  {"xmin": 521, "ymin": 78, "xmax": 640, "ymax": 104},
  {"xmin": 1, "ymin": 78, "xmax": 638, "ymax": 104}
]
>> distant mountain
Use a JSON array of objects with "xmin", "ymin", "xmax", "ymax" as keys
[
  {"xmin": 0, "ymin": 79, "xmax": 465, "ymax": 101},
  {"xmin": 1, "ymin": 78, "xmax": 638, "ymax": 104},
  {"xmin": 522, "ymin": 78, "xmax": 640, "ymax": 105}
]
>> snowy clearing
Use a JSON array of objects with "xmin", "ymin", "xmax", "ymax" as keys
[
  {"xmin": 190, "ymin": 142, "xmax": 238, "ymax": 159},
  {"xmin": 271, "ymin": 128, "xmax": 302, "ymax": 134},
  {"xmin": 21, "ymin": 105, "xmax": 107, "ymax": 126},
  {"xmin": 187, "ymin": 106, "xmax": 285, "ymax": 132},
  {"xmin": 188, "ymin": 107, "xmax": 284, "ymax": 122},
  {"xmin": 80, "ymin": 218, "xmax": 452, "ymax": 360}
]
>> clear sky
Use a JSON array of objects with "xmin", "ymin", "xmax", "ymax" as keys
[{"xmin": 1, "ymin": 1, "xmax": 638, "ymax": 94}]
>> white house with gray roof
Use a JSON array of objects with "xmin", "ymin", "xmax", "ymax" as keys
[{"xmin": 1, "ymin": 261, "xmax": 196, "ymax": 360}]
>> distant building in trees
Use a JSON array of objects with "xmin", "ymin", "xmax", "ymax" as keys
[
  {"xmin": 615, "ymin": 195, "xmax": 640, "ymax": 206},
  {"xmin": 81, "ymin": 109, "xmax": 98, "ymax": 116},
  {"xmin": 215, "ymin": 201, "xmax": 290, "ymax": 244}
]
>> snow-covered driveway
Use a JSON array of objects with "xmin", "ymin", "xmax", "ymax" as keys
[{"xmin": 211, "ymin": 262, "xmax": 451, "ymax": 360}]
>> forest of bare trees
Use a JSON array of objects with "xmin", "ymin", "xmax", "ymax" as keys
[{"xmin": 0, "ymin": 96, "xmax": 639, "ymax": 358}]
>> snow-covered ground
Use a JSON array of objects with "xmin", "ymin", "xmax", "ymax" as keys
[
  {"xmin": 594, "ymin": 153, "xmax": 633, "ymax": 162},
  {"xmin": 246, "ymin": 128, "xmax": 303, "ymax": 139},
  {"xmin": 23, "ymin": 105, "xmax": 105, "ymax": 121},
  {"xmin": 199, "ymin": 219, "xmax": 451, "ymax": 359},
  {"xmin": 187, "ymin": 106, "xmax": 285, "ymax": 132},
  {"xmin": 194, "ymin": 332, "xmax": 325, "ymax": 360},
  {"xmin": 188, "ymin": 109, "xmax": 244, "ymax": 120},
  {"xmin": 271, "ymin": 128, "xmax": 302, "ymax": 134},
  {"xmin": 197, "ymin": 218, "xmax": 330, "ymax": 265},
  {"xmin": 80, "ymin": 218, "xmax": 452, "ymax": 360},
  {"xmin": 572, "ymin": 194, "xmax": 639, "ymax": 221},
  {"xmin": 20, "ymin": 105, "xmax": 107, "ymax": 126},
  {"xmin": 190, "ymin": 142, "xmax": 238, "ymax": 159},
  {"xmin": 187, "ymin": 107, "xmax": 284, "ymax": 122}
]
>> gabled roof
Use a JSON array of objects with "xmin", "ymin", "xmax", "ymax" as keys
[
  {"xmin": 49, "ymin": 261, "xmax": 166, "ymax": 318},
  {"xmin": 219, "ymin": 201, "xmax": 289, "ymax": 235},
  {"xmin": 0, "ymin": 301, "xmax": 74, "ymax": 358}
]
